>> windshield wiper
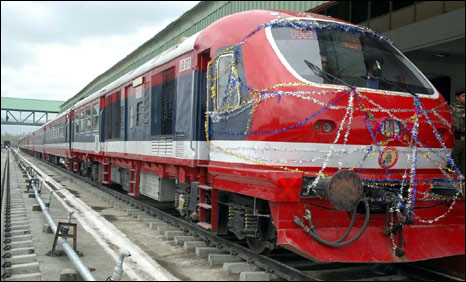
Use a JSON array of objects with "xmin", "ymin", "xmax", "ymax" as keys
[
  {"xmin": 378, "ymin": 77, "xmax": 417, "ymax": 96},
  {"xmin": 361, "ymin": 75, "xmax": 417, "ymax": 96},
  {"xmin": 304, "ymin": 59, "xmax": 418, "ymax": 96},
  {"xmin": 304, "ymin": 60, "xmax": 352, "ymax": 88}
]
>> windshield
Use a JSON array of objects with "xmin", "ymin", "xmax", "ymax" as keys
[{"xmin": 270, "ymin": 20, "xmax": 435, "ymax": 95}]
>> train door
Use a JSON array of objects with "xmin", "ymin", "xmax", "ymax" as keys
[
  {"xmin": 205, "ymin": 47, "xmax": 247, "ymax": 160},
  {"xmin": 103, "ymin": 91, "xmax": 121, "ymax": 153},
  {"xmin": 91, "ymin": 102, "xmax": 100, "ymax": 153},
  {"xmin": 99, "ymin": 96, "xmax": 106, "ymax": 152},
  {"xmin": 121, "ymin": 87, "xmax": 130, "ymax": 153},
  {"xmin": 151, "ymin": 67, "xmax": 176, "ymax": 156},
  {"xmin": 42, "ymin": 127, "xmax": 46, "ymax": 156},
  {"xmin": 66, "ymin": 112, "xmax": 71, "ymax": 157},
  {"xmin": 103, "ymin": 93, "xmax": 112, "ymax": 153},
  {"xmin": 70, "ymin": 110, "xmax": 75, "ymax": 154},
  {"xmin": 193, "ymin": 51, "xmax": 210, "ymax": 159}
]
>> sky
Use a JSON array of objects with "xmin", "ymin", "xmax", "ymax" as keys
[{"xmin": 1, "ymin": 1, "xmax": 199, "ymax": 135}]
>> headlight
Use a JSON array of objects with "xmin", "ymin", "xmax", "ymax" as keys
[
  {"xmin": 314, "ymin": 120, "xmax": 336, "ymax": 133},
  {"xmin": 381, "ymin": 119, "xmax": 401, "ymax": 138},
  {"xmin": 323, "ymin": 122, "xmax": 332, "ymax": 133}
]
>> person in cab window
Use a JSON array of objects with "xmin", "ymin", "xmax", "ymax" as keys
[
  {"xmin": 320, "ymin": 53, "xmax": 335, "ymax": 84},
  {"xmin": 365, "ymin": 56, "xmax": 384, "ymax": 90},
  {"xmin": 321, "ymin": 54, "xmax": 329, "ymax": 71}
]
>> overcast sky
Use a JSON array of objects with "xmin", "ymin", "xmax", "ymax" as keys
[{"xmin": 1, "ymin": 1, "xmax": 199, "ymax": 135}]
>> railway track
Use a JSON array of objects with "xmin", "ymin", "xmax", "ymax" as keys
[
  {"xmin": 1, "ymin": 150, "xmax": 42, "ymax": 281},
  {"xmin": 13, "ymin": 149, "xmax": 464, "ymax": 281}
]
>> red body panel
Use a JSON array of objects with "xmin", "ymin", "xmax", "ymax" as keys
[{"xmin": 272, "ymin": 200, "xmax": 465, "ymax": 262}]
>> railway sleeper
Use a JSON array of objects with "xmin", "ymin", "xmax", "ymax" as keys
[
  {"xmin": 100, "ymin": 188, "xmax": 276, "ymax": 280},
  {"xmin": 2, "ymin": 175, "xmax": 42, "ymax": 281}
]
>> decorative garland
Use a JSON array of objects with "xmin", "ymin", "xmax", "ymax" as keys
[{"xmin": 204, "ymin": 18, "xmax": 464, "ymax": 225}]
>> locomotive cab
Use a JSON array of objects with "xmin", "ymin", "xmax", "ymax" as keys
[{"xmin": 200, "ymin": 10, "xmax": 464, "ymax": 262}]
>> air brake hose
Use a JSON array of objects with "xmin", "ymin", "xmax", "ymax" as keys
[{"xmin": 294, "ymin": 197, "xmax": 370, "ymax": 247}]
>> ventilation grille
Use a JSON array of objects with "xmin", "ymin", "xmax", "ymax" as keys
[
  {"xmin": 175, "ymin": 133, "xmax": 185, "ymax": 158},
  {"xmin": 152, "ymin": 136, "xmax": 174, "ymax": 156}
]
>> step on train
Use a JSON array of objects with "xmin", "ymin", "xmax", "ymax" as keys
[{"xmin": 20, "ymin": 10, "xmax": 465, "ymax": 263}]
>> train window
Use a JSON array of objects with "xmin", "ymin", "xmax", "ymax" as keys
[
  {"xmin": 86, "ymin": 107, "xmax": 91, "ymax": 133},
  {"xmin": 161, "ymin": 67, "xmax": 175, "ymax": 135},
  {"xmin": 215, "ymin": 54, "xmax": 240, "ymax": 110},
  {"xmin": 136, "ymin": 102, "xmax": 144, "ymax": 127},
  {"xmin": 92, "ymin": 103, "xmax": 99, "ymax": 132},
  {"xmin": 129, "ymin": 105, "xmax": 134, "ymax": 129},
  {"xmin": 135, "ymin": 85, "xmax": 143, "ymax": 99},
  {"xmin": 80, "ymin": 110, "xmax": 85, "ymax": 134},
  {"xmin": 75, "ymin": 113, "xmax": 80, "ymax": 134},
  {"xmin": 269, "ymin": 20, "xmax": 435, "ymax": 95},
  {"xmin": 143, "ymin": 83, "xmax": 150, "ymax": 125},
  {"xmin": 106, "ymin": 96, "xmax": 112, "ymax": 139},
  {"xmin": 112, "ymin": 92, "xmax": 121, "ymax": 139}
]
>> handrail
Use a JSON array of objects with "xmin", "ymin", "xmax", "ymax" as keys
[{"xmin": 12, "ymin": 149, "xmax": 96, "ymax": 281}]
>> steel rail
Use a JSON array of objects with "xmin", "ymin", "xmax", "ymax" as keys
[{"xmin": 1, "ymin": 150, "xmax": 10, "ymax": 280}]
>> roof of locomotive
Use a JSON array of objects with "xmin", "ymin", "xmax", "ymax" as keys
[{"xmin": 195, "ymin": 9, "xmax": 356, "ymax": 53}]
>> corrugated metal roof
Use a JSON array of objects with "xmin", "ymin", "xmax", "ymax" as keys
[
  {"xmin": 60, "ymin": 1, "xmax": 329, "ymax": 112},
  {"xmin": 1, "ymin": 97, "xmax": 63, "ymax": 112}
]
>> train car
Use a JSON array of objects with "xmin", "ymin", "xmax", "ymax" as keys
[
  {"xmin": 3, "ymin": 140, "xmax": 11, "ymax": 148},
  {"xmin": 69, "ymin": 31, "xmax": 208, "ymax": 196},
  {"xmin": 18, "ymin": 136, "xmax": 25, "ymax": 150},
  {"xmin": 43, "ymin": 111, "xmax": 72, "ymax": 167},
  {"xmin": 21, "ymin": 10, "xmax": 464, "ymax": 263},
  {"xmin": 20, "ymin": 126, "xmax": 45, "ymax": 158}
]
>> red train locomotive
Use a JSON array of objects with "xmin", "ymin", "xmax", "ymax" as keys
[{"xmin": 20, "ymin": 10, "xmax": 464, "ymax": 263}]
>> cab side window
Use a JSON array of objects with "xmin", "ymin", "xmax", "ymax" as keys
[{"xmin": 216, "ymin": 54, "xmax": 240, "ymax": 110}]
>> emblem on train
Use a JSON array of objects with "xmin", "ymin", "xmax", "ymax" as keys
[{"xmin": 378, "ymin": 146, "xmax": 399, "ymax": 169}]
